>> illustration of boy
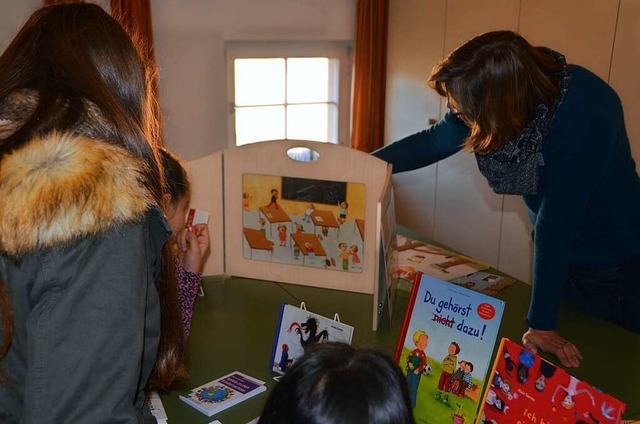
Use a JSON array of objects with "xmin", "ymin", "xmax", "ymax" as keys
[
  {"xmin": 406, "ymin": 330, "xmax": 428, "ymax": 409},
  {"xmin": 268, "ymin": 188, "xmax": 279, "ymax": 209},
  {"xmin": 337, "ymin": 201, "xmax": 348, "ymax": 224},
  {"xmin": 259, "ymin": 217, "xmax": 267, "ymax": 235},
  {"xmin": 303, "ymin": 204, "xmax": 314, "ymax": 223},
  {"xmin": 338, "ymin": 242, "xmax": 349, "ymax": 270},
  {"xmin": 450, "ymin": 360, "xmax": 467, "ymax": 396},
  {"xmin": 436, "ymin": 341, "xmax": 460, "ymax": 404},
  {"xmin": 460, "ymin": 362, "xmax": 474, "ymax": 397}
]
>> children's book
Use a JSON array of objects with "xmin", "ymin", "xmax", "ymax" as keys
[
  {"xmin": 270, "ymin": 303, "xmax": 354, "ymax": 374},
  {"xmin": 449, "ymin": 271, "xmax": 515, "ymax": 296},
  {"xmin": 395, "ymin": 272, "xmax": 505, "ymax": 423},
  {"xmin": 395, "ymin": 235, "xmax": 490, "ymax": 283},
  {"xmin": 145, "ymin": 390, "xmax": 168, "ymax": 424},
  {"xmin": 179, "ymin": 371, "xmax": 267, "ymax": 417},
  {"xmin": 476, "ymin": 338, "xmax": 626, "ymax": 424}
]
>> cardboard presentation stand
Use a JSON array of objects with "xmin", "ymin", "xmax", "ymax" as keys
[{"xmin": 188, "ymin": 140, "xmax": 393, "ymax": 330}]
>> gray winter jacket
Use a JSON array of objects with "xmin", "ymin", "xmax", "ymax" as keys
[{"xmin": 0, "ymin": 132, "xmax": 170, "ymax": 423}]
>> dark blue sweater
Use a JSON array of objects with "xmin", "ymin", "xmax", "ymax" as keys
[{"xmin": 373, "ymin": 65, "xmax": 640, "ymax": 330}]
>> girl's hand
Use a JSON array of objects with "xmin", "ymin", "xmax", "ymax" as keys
[
  {"xmin": 177, "ymin": 224, "xmax": 210, "ymax": 273},
  {"xmin": 522, "ymin": 328, "xmax": 582, "ymax": 368}
]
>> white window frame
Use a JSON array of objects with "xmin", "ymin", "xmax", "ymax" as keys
[{"xmin": 225, "ymin": 41, "xmax": 352, "ymax": 148}]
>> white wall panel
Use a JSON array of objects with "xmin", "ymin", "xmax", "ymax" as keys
[
  {"xmin": 385, "ymin": 0, "xmax": 447, "ymax": 238},
  {"xmin": 609, "ymin": 0, "xmax": 640, "ymax": 172}
]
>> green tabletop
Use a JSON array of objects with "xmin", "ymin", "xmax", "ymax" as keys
[{"xmin": 160, "ymin": 230, "xmax": 640, "ymax": 423}]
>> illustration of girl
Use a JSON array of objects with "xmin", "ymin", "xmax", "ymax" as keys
[
  {"xmin": 277, "ymin": 224, "xmax": 287, "ymax": 246},
  {"xmin": 242, "ymin": 192, "xmax": 251, "ymax": 211},
  {"xmin": 349, "ymin": 245, "xmax": 361, "ymax": 268},
  {"xmin": 304, "ymin": 242, "xmax": 315, "ymax": 260}
]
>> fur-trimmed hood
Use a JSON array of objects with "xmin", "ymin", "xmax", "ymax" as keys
[{"xmin": 0, "ymin": 132, "xmax": 153, "ymax": 257}]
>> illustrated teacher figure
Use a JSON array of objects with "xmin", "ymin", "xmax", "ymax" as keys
[{"xmin": 373, "ymin": 31, "xmax": 640, "ymax": 368}]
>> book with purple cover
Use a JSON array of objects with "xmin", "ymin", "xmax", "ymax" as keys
[{"xmin": 179, "ymin": 371, "xmax": 267, "ymax": 417}]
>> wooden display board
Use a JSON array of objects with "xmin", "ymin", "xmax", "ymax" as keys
[{"xmin": 189, "ymin": 140, "xmax": 393, "ymax": 329}]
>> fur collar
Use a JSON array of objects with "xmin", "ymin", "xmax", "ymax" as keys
[{"xmin": 0, "ymin": 132, "xmax": 153, "ymax": 257}]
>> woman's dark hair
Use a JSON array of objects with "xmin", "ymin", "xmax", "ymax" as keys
[
  {"xmin": 258, "ymin": 342, "xmax": 416, "ymax": 424},
  {"xmin": 0, "ymin": 3, "xmax": 185, "ymax": 388},
  {"xmin": 428, "ymin": 30, "xmax": 564, "ymax": 153},
  {"xmin": 160, "ymin": 148, "xmax": 191, "ymax": 203}
]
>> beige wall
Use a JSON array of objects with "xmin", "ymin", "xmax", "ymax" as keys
[
  {"xmin": 152, "ymin": 0, "xmax": 356, "ymax": 160},
  {"xmin": 0, "ymin": 0, "xmax": 356, "ymax": 162}
]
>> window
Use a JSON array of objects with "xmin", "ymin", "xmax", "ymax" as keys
[{"xmin": 226, "ymin": 42, "xmax": 351, "ymax": 147}]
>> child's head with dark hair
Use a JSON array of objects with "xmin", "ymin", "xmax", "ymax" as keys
[
  {"xmin": 159, "ymin": 148, "xmax": 191, "ymax": 234},
  {"xmin": 258, "ymin": 342, "xmax": 416, "ymax": 424}
]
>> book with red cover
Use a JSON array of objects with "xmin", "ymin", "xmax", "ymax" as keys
[{"xmin": 477, "ymin": 338, "xmax": 626, "ymax": 423}]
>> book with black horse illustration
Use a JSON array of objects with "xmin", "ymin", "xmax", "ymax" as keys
[{"xmin": 269, "ymin": 302, "xmax": 354, "ymax": 375}]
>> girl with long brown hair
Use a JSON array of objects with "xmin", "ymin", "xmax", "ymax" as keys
[
  {"xmin": 0, "ymin": 3, "xmax": 185, "ymax": 421},
  {"xmin": 374, "ymin": 31, "xmax": 640, "ymax": 369}
]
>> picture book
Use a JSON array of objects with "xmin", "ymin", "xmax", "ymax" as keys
[
  {"xmin": 449, "ymin": 271, "xmax": 515, "ymax": 296},
  {"xmin": 394, "ymin": 235, "xmax": 515, "ymax": 295},
  {"xmin": 376, "ymin": 170, "xmax": 399, "ymax": 326},
  {"xmin": 179, "ymin": 371, "xmax": 267, "ymax": 417},
  {"xmin": 395, "ymin": 235, "xmax": 489, "ymax": 282},
  {"xmin": 477, "ymin": 338, "xmax": 626, "ymax": 424},
  {"xmin": 145, "ymin": 390, "xmax": 168, "ymax": 424},
  {"xmin": 395, "ymin": 273, "xmax": 505, "ymax": 423},
  {"xmin": 270, "ymin": 303, "xmax": 354, "ymax": 374}
]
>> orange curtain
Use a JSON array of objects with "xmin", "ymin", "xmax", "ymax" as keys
[
  {"xmin": 110, "ymin": 0, "xmax": 155, "ymax": 65},
  {"xmin": 350, "ymin": 0, "xmax": 389, "ymax": 153}
]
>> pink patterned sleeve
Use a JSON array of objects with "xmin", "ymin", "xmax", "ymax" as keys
[{"xmin": 174, "ymin": 258, "xmax": 202, "ymax": 339}]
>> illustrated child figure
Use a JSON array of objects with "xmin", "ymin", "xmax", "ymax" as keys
[
  {"xmin": 294, "ymin": 244, "xmax": 301, "ymax": 260},
  {"xmin": 338, "ymin": 242, "xmax": 349, "ymax": 270},
  {"xmin": 268, "ymin": 188, "xmax": 279, "ymax": 209},
  {"xmin": 295, "ymin": 223, "xmax": 304, "ymax": 234},
  {"xmin": 304, "ymin": 242, "xmax": 315, "ymax": 260},
  {"xmin": 259, "ymin": 217, "xmax": 267, "ymax": 235},
  {"xmin": 303, "ymin": 204, "xmax": 315, "ymax": 223},
  {"xmin": 450, "ymin": 360, "xmax": 467, "ymax": 396},
  {"xmin": 436, "ymin": 341, "xmax": 460, "ymax": 403},
  {"xmin": 338, "ymin": 201, "xmax": 348, "ymax": 224},
  {"xmin": 321, "ymin": 226, "xmax": 329, "ymax": 237},
  {"xmin": 460, "ymin": 362, "xmax": 474, "ymax": 397},
  {"xmin": 277, "ymin": 224, "xmax": 287, "ymax": 246},
  {"xmin": 406, "ymin": 330, "xmax": 429, "ymax": 408},
  {"xmin": 349, "ymin": 245, "xmax": 361, "ymax": 268},
  {"xmin": 279, "ymin": 344, "xmax": 290, "ymax": 372},
  {"xmin": 242, "ymin": 192, "xmax": 252, "ymax": 211}
]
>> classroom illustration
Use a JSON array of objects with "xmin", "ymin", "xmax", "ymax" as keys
[{"xmin": 242, "ymin": 173, "xmax": 366, "ymax": 273}]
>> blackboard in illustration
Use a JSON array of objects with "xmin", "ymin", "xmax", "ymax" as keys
[{"xmin": 242, "ymin": 173, "xmax": 366, "ymax": 273}]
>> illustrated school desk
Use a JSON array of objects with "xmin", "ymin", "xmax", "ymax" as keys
[{"xmin": 160, "ymin": 267, "xmax": 640, "ymax": 423}]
